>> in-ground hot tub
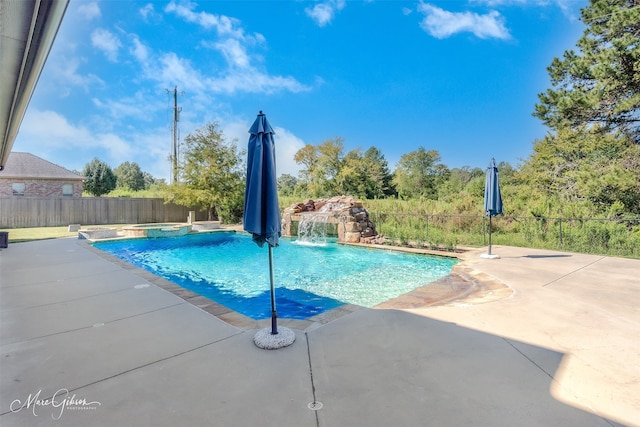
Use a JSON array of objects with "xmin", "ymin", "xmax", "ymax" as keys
[
  {"xmin": 122, "ymin": 223, "xmax": 192, "ymax": 238},
  {"xmin": 78, "ymin": 227, "xmax": 118, "ymax": 240}
]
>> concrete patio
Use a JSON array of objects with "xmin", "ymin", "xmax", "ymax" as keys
[{"xmin": 1, "ymin": 237, "xmax": 638, "ymax": 426}]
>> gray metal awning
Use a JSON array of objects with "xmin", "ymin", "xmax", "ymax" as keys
[{"xmin": 0, "ymin": 0, "xmax": 69, "ymax": 171}]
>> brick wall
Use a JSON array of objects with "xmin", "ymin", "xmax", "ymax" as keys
[{"xmin": 0, "ymin": 179, "xmax": 83, "ymax": 197}]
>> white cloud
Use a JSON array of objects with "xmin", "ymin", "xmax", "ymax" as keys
[
  {"xmin": 128, "ymin": 128, "xmax": 174, "ymax": 180},
  {"xmin": 548, "ymin": 0, "xmax": 583, "ymax": 19},
  {"xmin": 19, "ymin": 109, "xmax": 303, "ymax": 181},
  {"xmin": 18, "ymin": 109, "xmax": 174, "ymax": 178},
  {"xmin": 50, "ymin": 56, "xmax": 104, "ymax": 94},
  {"xmin": 159, "ymin": 2, "xmax": 310, "ymax": 95},
  {"xmin": 139, "ymin": 3, "xmax": 155, "ymax": 20},
  {"xmin": 91, "ymin": 28, "xmax": 122, "ymax": 61},
  {"xmin": 272, "ymin": 126, "xmax": 305, "ymax": 177},
  {"xmin": 136, "ymin": 45, "xmax": 309, "ymax": 98},
  {"xmin": 213, "ymin": 38, "xmax": 251, "ymax": 69},
  {"xmin": 417, "ymin": 3, "xmax": 511, "ymax": 39},
  {"xmin": 208, "ymin": 71, "xmax": 310, "ymax": 95},
  {"xmin": 91, "ymin": 93, "xmax": 160, "ymax": 122},
  {"xmin": 470, "ymin": 0, "xmax": 531, "ymax": 5},
  {"xmin": 165, "ymin": 1, "xmax": 247, "ymax": 40},
  {"xmin": 20, "ymin": 110, "xmax": 133, "ymax": 162},
  {"xmin": 28, "ymin": 1, "xmax": 312, "ymax": 176},
  {"xmin": 77, "ymin": 2, "xmax": 101, "ymax": 20},
  {"xmin": 156, "ymin": 53, "xmax": 207, "ymax": 93},
  {"xmin": 130, "ymin": 35, "xmax": 150, "ymax": 63},
  {"xmin": 305, "ymin": 0, "xmax": 346, "ymax": 27}
]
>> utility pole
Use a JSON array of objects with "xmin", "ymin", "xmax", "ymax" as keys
[{"xmin": 167, "ymin": 86, "xmax": 182, "ymax": 184}]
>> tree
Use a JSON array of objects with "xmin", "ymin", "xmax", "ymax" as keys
[
  {"xmin": 314, "ymin": 138, "xmax": 344, "ymax": 196},
  {"xmin": 293, "ymin": 144, "xmax": 318, "ymax": 190},
  {"xmin": 438, "ymin": 166, "xmax": 483, "ymax": 199},
  {"xmin": 293, "ymin": 138, "xmax": 345, "ymax": 197},
  {"xmin": 363, "ymin": 147, "xmax": 395, "ymax": 198},
  {"xmin": 277, "ymin": 174, "xmax": 298, "ymax": 196},
  {"xmin": 167, "ymin": 122, "xmax": 245, "ymax": 223},
  {"xmin": 392, "ymin": 147, "xmax": 448, "ymax": 199},
  {"xmin": 142, "ymin": 172, "xmax": 158, "ymax": 187},
  {"xmin": 317, "ymin": 138, "xmax": 344, "ymax": 183},
  {"xmin": 293, "ymin": 139, "xmax": 396, "ymax": 199},
  {"xmin": 335, "ymin": 149, "xmax": 369, "ymax": 198},
  {"xmin": 516, "ymin": 126, "xmax": 640, "ymax": 214},
  {"xmin": 335, "ymin": 146, "xmax": 395, "ymax": 199},
  {"xmin": 82, "ymin": 158, "xmax": 116, "ymax": 196},
  {"xmin": 114, "ymin": 161, "xmax": 146, "ymax": 191},
  {"xmin": 534, "ymin": 0, "xmax": 640, "ymax": 143}
]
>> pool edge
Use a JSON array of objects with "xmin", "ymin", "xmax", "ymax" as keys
[{"xmin": 83, "ymin": 239, "xmax": 510, "ymax": 332}]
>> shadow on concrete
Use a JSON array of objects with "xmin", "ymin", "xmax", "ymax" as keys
[
  {"xmin": 523, "ymin": 254, "xmax": 573, "ymax": 259},
  {"xmin": 307, "ymin": 308, "xmax": 617, "ymax": 427}
]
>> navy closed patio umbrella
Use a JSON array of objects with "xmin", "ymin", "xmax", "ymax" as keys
[
  {"xmin": 483, "ymin": 158, "xmax": 503, "ymax": 258},
  {"xmin": 244, "ymin": 111, "xmax": 281, "ymax": 249},
  {"xmin": 244, "ymin": 111, "xmax": 295, "ymax": 349}
]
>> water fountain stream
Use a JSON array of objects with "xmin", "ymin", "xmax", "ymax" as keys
[{"xmin": 296, "ymin": 213, "xmax": 331, "ymax": 245}]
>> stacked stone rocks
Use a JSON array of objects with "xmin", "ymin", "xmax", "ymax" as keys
[
  {"xmin": 338, "ymin": 199, "xmax": 376, "ymax": 243},
  {"xmin": 281, "ymin": 195, "xmax": 384, "ymax": 244}
]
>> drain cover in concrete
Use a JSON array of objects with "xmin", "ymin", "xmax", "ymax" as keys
[{"xmin": 308, "ymin": 401, "xmax": 323, "ymax": 410}]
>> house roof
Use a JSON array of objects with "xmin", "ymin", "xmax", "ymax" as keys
[{"xmin": 0, "ymin": 152, "xmax": 83, "ymax": 180}]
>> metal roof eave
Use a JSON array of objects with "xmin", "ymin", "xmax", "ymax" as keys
[{"xmin": 0, "ymin": 0, "xmax": 69, "ymax": 171}]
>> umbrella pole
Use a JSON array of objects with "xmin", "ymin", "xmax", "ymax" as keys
[
  {"xmin": 268, "ymin": 245, "xmax": 278, "ymax": 335},
  {"xmin": 488, "ymin": 215, "xmax": 493, "ymax": 256}
]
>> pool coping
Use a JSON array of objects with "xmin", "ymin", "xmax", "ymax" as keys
[{"xmin": 84, "ymin": 233, "xmax": 512, "ymax": 332}]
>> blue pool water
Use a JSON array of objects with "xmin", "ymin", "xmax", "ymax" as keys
[{"xmin": 94, "ymin": 232, "xmax": 457, "ymax": 320}]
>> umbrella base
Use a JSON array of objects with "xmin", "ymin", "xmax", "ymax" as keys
[
  {"xmin": 253, "ymin": 327, "xmax": 296, "ymax": 350},
  {"xmin": 481, "ymin": 253, "xmax": 501, "ymax": 259}
]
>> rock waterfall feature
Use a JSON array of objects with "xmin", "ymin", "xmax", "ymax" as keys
[{"xmin": 281, "ymin": 196, "xmax": 383, "ymax": 244}]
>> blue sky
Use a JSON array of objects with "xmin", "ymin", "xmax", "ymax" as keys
[{"xmin": 15, "ymin": 0, "xmax": 587, "ymax": 181}]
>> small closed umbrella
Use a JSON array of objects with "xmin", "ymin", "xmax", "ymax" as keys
[
  {"xmin": 483, "ymin": 158, "xmax": 503, "ymax": 258},
  {"xmin": 244, "ymin": 111, "xmax": 295, "ymax": 349}
]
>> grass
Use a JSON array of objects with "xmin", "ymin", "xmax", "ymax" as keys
[{"xmin": 1, "ymin": 224, "xmax": 128, "ymax": 243}]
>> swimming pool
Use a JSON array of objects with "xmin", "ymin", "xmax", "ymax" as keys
[{"xmin": 94, "ymin": 232, "xmax": 457, "ymax": 320}]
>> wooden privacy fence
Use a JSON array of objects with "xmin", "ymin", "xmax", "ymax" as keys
[{"xmin": 0, "ymin": 197, "xmax": 207, "ymax": 228}]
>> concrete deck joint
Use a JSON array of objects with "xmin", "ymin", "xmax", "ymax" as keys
[
  {"xmin": 305, "ymin": 332, "xmax": 321, "ymax": 427},
  {"xmin": 542, "ymin": 256, "xmax": 607, "ymax": 287}
]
